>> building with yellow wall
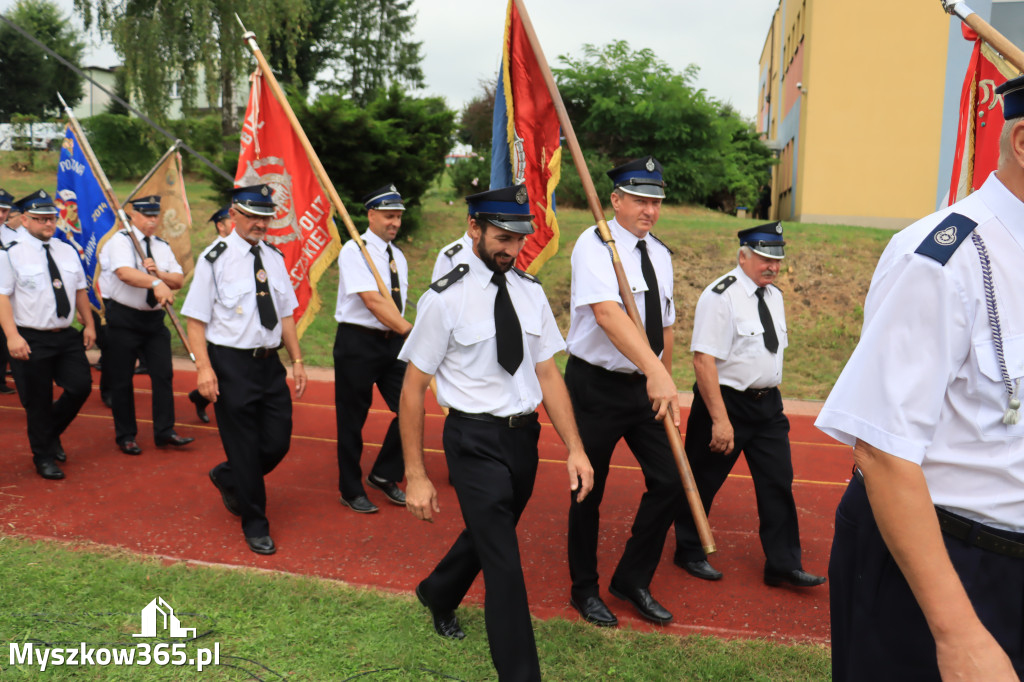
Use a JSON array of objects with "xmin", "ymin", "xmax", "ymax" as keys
[{"xmin": 758, "ymin": 0, "xmax": 1024, "ymax": 228}]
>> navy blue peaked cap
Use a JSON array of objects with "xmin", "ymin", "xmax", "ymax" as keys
[
  {"xmin": 738, "ymin": 222, "xmax": 785, "ymax": 259},
  {"xmin": 362, "ymin": 184, "xmax": 406, "ymax": 211},
  {"xmin": 466, "ymin": 184, "xmax": 534, "ymax": 235},
  {"xmin": 607, "ymin": 156, "xmax": 666, "ymax": 198}
]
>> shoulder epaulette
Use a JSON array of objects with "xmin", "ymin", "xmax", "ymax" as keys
[
  {"xmin": 263, "ymin": 242, "xmax": 284, "ymax": 259},
  {"xmin": 154, "ymin": 235, "xmax": 169, "ymax": 245},
  {"xmin": 430, "ymin": 264, "xmax": 469, "ymax": 293},
  {"xmin": 712, "ymin": 275, "xmax": 736, "ymax": 294},
  {"xmin": 649, "ymin": 234, "xmax": 674, "ymax": 255},
  {"xmin": 914, "ymin": 212, "xmax": 978, "ymax": 265},
  {"xmin": 205, "ymin": 241, "xmax": 228, "ymax": 263},
  {"xmin": 443, "ymin": 242, "xmax": 463, "ymax": 258},
  {"xmin": 512, "ymin": 267, "xmax": 541, "ymax": 285},
  {"xmin": 0, "ymin": 241, "xmax": 15, "ymax": 251}
]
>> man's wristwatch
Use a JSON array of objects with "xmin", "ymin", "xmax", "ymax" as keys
[{"xmin": 151, "ymin": 279, "xmax": 162, "ymax": 289}]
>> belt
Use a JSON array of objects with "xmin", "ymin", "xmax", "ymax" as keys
[
  {"xmin": 209, "ymin": 343, "xmax": 281, "ymax": 359},
  {"xmin": 853, "ymin": 468, "xmax": 1024, "ymax": 560},
  {"xmin": 566, "ymin": 355, "xmax": 644, "ymax": 383},
  {"xmin": 339, "ymin": 322, "xmax": 401, "ymax": 340},
  {"xmin": 448, "ymin": 409, "xmax": 539, "ymax": 429},
  {"xmin": 17, "ymin": 325, "xmax": 69, "ymax": 334},
  {"xmin": 935, "ymin": 507, "xmax": 1024, "ymax": 560},
  {"xmin": 724, "ymin": 385, "xmax": 776, "ymax": 400}
]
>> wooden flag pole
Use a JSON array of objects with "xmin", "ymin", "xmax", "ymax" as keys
[
  {"xmin": 57, "ymin": 92, "xmax": 196, "ymax": 363},
  {"xmin": 235, "ymin": 15, "xmax": 399, "ymax": 315},
  {"xmin": 511, "ymin": 0, "xmax": 715, "ymax": 554},
  {"xmin": 943, "ymin": 0, "xmax": 1024, "ymax": 72}
]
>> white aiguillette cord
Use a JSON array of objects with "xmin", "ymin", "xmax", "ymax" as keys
[{"xmin": 972, "ymin": 231, "xmax": 1022, "ymax": 424}]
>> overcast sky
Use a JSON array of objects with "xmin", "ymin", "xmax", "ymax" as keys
[{"xmin": 4, "ymin": 0, "xmax": 778, "ymax": 120}]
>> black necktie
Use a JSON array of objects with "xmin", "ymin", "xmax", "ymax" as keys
[
  {"xmin": 143, "ymin": 236, "xmax": 158, "ymax": 308},
  {"xmin": 492, "ymin": 271, "xmax": 522, "ymax": 375},
  {"xmin": 251, "ymin": 245, "xmax": 278, "ymax": 330},
  {"xmin": 637, "ymin": 241, "xmax": 664, "ymax": 356},
  {"xmin": 386, "ymin": 244, "xmax": 402, "ymax": 313},
  {"xmin": 43, "ymin": 243, "xmax": 71, "ymax": 319},
  {"xmin": 756, "ymin": 287, "xmax": 779, "ymax": 353}
]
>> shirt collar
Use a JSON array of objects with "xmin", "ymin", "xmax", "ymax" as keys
[
  {"xmin": 227, "ymin": 229, "xmax": 258, "ymax": 253},
  {"xmin": 733, "ymin": 265, "xmax": 768, "ymax": 298},
  {"xmin": 979, "ymin": 172, "xmax": 1024, "ymax": 238},
  {"xmin": 468, "ymin": 250, "xmax": 502, "ymax": 289},
  {"xmin": 608, "ymin": 217, "xmax": 642, "ymax": 252},
  {"xmin": 363, "ymin": 228, "xmax": 390, "ymax": 253}
]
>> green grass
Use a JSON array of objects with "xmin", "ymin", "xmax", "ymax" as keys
[{"xmin": 0, "ymin": 537, "xmax": 831, "ymax": 680}]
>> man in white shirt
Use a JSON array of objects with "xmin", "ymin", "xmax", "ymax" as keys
[
  {"xmin": 673, "ymin": 225, "xmax": 824, "ymax": 589},
  {"xmin": 431, "ymin": 231, "xmax": 472, "ymax": 281},
  {"xmin": 0, "ymin": 188, "xmax": 19, "ymax": 395},
  {"xmin": 0, "ymin": 190, "xmax": 95, "ymax": 479},
  {"xmin": 182, "ymin": 185, "xmax": 307, "ymax": 556},
  {"xmin": 333, "ymin": 185, "xmax": 412, "ymax": 513},
  {"xmin": 99, "ymin": 195, "xmax": 192, "ymax": 455},
  {"xmin": 816, "ymin": 75, "xmax": 1024, "ymax": 680},
  {"xmin": 400, "ymin": 184, "xmax": 593, "ymax": 681}
]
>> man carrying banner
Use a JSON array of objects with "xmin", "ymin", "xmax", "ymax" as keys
[
  {"xmin": 182, "ymin": 185, "xmax": 308, "ymax": 555},
  {"xmin": 816, "ymin": 75, "xmax": 1024, "ymax": 680},
  {"xmin": 99, "ymin": 195, "xmax": 193, "ymax": 455},
  {"xmin": 401, "ymin": 184, "xmax": 593, "ymax": 682},
  {"xmin": 564, "ymin": 157, "xmax": 684, "ymax": 627},
  {"xmin": 0, "ymin": 188, "xmax": 19, "ymax": 395},
  {"xmin": 333, "ymin": 185, "xmax": 412, "ymax": 514},
  {"xmin": 0, "ymin": 190, "xmax": 95, "ymax": 479},
  {"xmin": 188, "ymin": 205, "xmax": 233, "ymax": 424}
]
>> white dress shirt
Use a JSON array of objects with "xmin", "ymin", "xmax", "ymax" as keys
[
  {"xmin": 816, "ymin": 173, "xmax": 1024, "ymax": 532},
  {"xmin": 431, "ymin": 232, "xmax": 473, "ymax": 282},
  {"xmin": 98, "ymin": 226, "xmax": 183, "ymax": 310},
  {"xmin": 565, "ymin": 218, "xmax": 676, "ymax": 372},
  {"xmin": 181, "ymin": 230, "xmax": 297, "ymax": 349},
  {"xmin": 333, "ymin": 229, "xmax": 408, "ymax": 330},
  {"xmin": 0, "ymin": 234, "xmax": 85, "ymax": 330},
  {"xmin": 691, "ymin": 266, "xmax": 788, "ymax": 391},
  {"xmin": 398, "ymin": 252, "xmax": 565, "ymax": 417},
  {"xmin": 0, "ymin": 223, "xmax": 23, "ymax": 246}
]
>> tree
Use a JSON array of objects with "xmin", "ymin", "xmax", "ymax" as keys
[
  {"xmin": 314, "ymin": 0, "xmax": 425, "ymax": 105},
  {"xmin": 75, "ymin": 0, "xmax": 311, "ymax": 138},
  {"xmin": 0, "ymin": 0, "xmax": 85, "ymax": 119},
  {"xmin": 457, "ymin": 77, "xmax": 496, "ymax": 151},
  {"xmin": 296, "ymin": 86, "xmax": 455, "ymax": 235},
  {"xmin": 553, "ymin": 40, "xmax": 772, "ymax": 210},
  {"xmin": 265, "ymin": 0, "xmax": 346, "ymax": 96}
]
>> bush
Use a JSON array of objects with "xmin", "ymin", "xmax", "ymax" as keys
[
  {"xmin": 555, "ymin": 148, "xmax": 615, "ymax": 209},
  {"xmin": 446, "ymin": 153, "xmax": 490, "ymax": 199},
  {"xmin": 167, "ymin": 116, "xmax": 225, "ymax": 175},
  {"xmin": 80, "ymin": 113, "xmax": 158, "ymax": 179}
]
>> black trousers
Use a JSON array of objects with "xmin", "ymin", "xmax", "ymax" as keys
[
  {"xmin": 564, "ymin": 356, "xmax": 684, "ymax": 599},
  {"xmin": 830, "ymin": 476, "xmax": 1024, "ymax": 680},
  {"xmin": 674, "ymin": 384, "xmax": 802, "ymax": 571},
  {"xmin": 10, "ymin": 326, "xmax": 92, "ymax": 465},
  {"xmin": 91, "ymin": 309, "xmax": 110, "ymax": 400},
  {"xmin": 104, "ymin": 300, "xmax": 175, "ymax": 443},
  {"xmin": 419, "ymin": 414, "xmax": 541, "ymax": 682},
  {"xmin": 208, "ymin": 344, "xmax": 292, "ymax": 538},
  {"xmin": 0, "ymin": 324, "xmax": 10, "ymax": 385},
  {"xmin": 332, "ymin": 323, "xmax": 406, "ymax": 500}
]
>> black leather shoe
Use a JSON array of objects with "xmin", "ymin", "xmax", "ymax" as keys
[
  {"xmin": 35, "ymin": 461, "xmax": 65, "ymax": 480},
  {"xmin": 209, "ymin": 469, "xmax": 242, "ymax": 516},
  {"xmin": 608, "ymin": 581, "xmax": 673, "ymax": 625},
  {"xmin": 134, "ymin": 363, "xmax": 149, "ymax": 375},
  {"xmin": 0, "ymin": 384, "xmax": 15, "ymax": 395},
  {"xmin": 340, "ymin": 495, "xmax": 379, "ymax": 514},
  {"xmin": 188, "ymin": 390, "xmax": 210, "ymax": 423},
  {"xmin": 246, "ymin": 535, "xmax": 276, "ymax": 555},
  {"xmin": 416, "ymin": 583, "xmax": 465, "ymax": 640},
  {"xmin": 367, "ymin": 474, "xmax": 406, "ymax": 506},
  {"xmin": 155, "ymin": 433, "xmax": 195, "ymax": 448},
  {"xmin": 54, "ymin": 442, "xmax": 66, "ymax": 463},
  {"xmin": 570, "ymin": 595, "xmax": 618, "ymax": 627},
  {"xmin": 676, "ymin": 558, "xmax": 723, "ymax": 581},
  {"xmin": 118, "ymin": 439, "xmax": 142, "ymax": 455},
  {"xmin": 764, "ymin": 568, "xmax": 826, "ymax": 588}
]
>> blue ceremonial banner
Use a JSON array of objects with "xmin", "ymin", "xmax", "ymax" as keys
[{"xmin": 54, "ymin": 124, "xmax": 118, "ymax": 310}]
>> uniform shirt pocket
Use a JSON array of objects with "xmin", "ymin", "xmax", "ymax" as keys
[
  {"xmin": 779, "ymin": 325, "xmax": 789, "ymax": 350},
  {"xmin": 16, "ymin": 263, "xmax": 46, "ymax": 291},
  {"xmin": 975, "ymin": 334, "xmax": 1024, "ymax": 385},
  {"xmin": 453, "ymin": 319, "xmax": 497, "ymax": 346},
  {"xmin": 218, "ymin": 277, "xmax": 254, "ymax": 310},
  {"xmin": 735, "ymin": 318, "xmax": 765, "ymax": 357}
]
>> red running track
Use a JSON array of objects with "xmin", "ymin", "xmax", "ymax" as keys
[{"xmin": 0, "ymin": 366, "xmax": 851, "ymax": 644}]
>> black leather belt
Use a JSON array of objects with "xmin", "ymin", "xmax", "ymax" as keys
[
  {"xmin": 339, "ymin": 322, "xmax": 400, "ymax": 340},
  {"xmin": 209, "ymin": 343, "xmax": 280, "ymax": 359},
  {"xmin": 935, "ymin": 507, "xmax": 1024, "ymax": 560},
  {"xmin": 853, "ymin": 468, "xmax": 1024, "ymax": 560},
  {"xmin": 724, "ymin": 385, "xmax": 775, "ymax": 400},
  {"xmin": 448, "ymin": 409, "xmax": 538, "ymax": 429}
]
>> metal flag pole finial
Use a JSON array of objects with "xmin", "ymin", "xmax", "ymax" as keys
[
  {"xmin": 941, "ymin": 0, "xmax": 975, "ymax": 21},
  {"xmin": 941, "ymin": 0, "xmax": 1024, "ymax": 72}
]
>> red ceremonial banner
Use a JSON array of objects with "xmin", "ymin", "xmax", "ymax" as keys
[
  {"xmin": 236, "ymin": 72, "xmax": 340, "ymax": 335},
  {"xmin": 949, "ymin": 24, "xmax": 1020, "ymax": 204}
]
